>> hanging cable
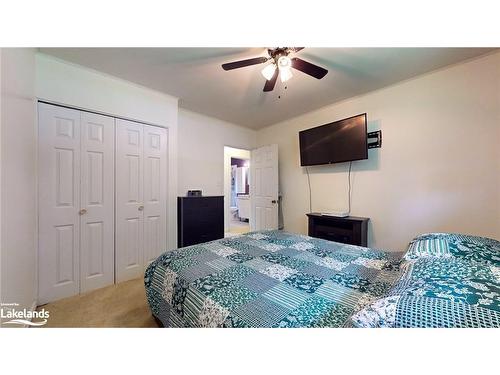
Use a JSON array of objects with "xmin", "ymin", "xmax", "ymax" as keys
[
  {"xmin": 306, "ymin": 166, "xmax": 312, "ymax": 213},
  {"xmin": 347, "ymin": 161, "xmax": 352, "ymax": 215}
]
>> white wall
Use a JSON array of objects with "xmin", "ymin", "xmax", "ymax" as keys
[
  {"xmin": 178, "ymin": 109, "xmax": 256, "ymax": 196},
  {"xmin": 0, "ymin": 48, "xmax": 37, "ymax": 320},
  {"xmin": 257, "ymin": 52, "xmax": 500, "ymax": 251},
  {"xmin": 35, "ymin": 53, "xmax": 179, "ymax": 250}
]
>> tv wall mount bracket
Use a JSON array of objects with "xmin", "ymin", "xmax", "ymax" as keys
[{"xmin": 367, "ymin": 130, "xmax": 382, "ymax": 149}]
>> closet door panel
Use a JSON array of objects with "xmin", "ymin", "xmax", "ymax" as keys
[
  {"xmin": 38, "ymin": 103, "xmax": 81, "ymax": 304},
  {"xmin": 143, "ymin": 125, "xmax": 168, "ymax": 265},
  {"xmin": 80, "ymin": 112, "xmax": 115, "ymax": 292},
  {"xmin": 115, "ymin": 119, "xmax": 144, "ymax": 282}
]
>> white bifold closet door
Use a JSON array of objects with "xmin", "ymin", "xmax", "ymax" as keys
[
  {"xmin": 115, "ymin": 119, "xmax": 168, "ymax": 283},
  {"xmin": 80, "ymin": 111, "xmax": 115, "ymax": 292},
  {"xmin": 38, "ymin": 103, "xmax": 115, "ymax": 304}
]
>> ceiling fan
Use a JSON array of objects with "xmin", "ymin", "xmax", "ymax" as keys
[{"xmin": 222, "ymin": 47, "xmax": 328, "ymax": 92}]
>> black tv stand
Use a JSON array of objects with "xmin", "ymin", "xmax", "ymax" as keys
[{"xmin": 306, "ymin": 213, "xmax": 369, "ymax": 247}]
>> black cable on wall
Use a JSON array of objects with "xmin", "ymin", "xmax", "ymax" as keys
[
  {"xmin": 347, "ymin": 161, "xmax": 352, "ymax": 215},
  {"xmin": 306, "ymin": 166, "xmax": 312, "ymax": 213}
]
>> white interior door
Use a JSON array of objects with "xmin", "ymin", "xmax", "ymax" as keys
[
  {"xmin": 250, "ymin": 144, "xmax": 279, "ymax": 231},
  {"xmin": 38, "ymin": 103, "xmax": 81, "ymax": 304},
  {"xmin": 143, "ymin": 125, "xmax": 168, "ymax": 266},
  {"xmin": 80, "ymin": 112, "xmax": 115, "ymax": 293},
  {"xmin": 115, "ymin": 119, "xmax": 144, "ymax": 283}
]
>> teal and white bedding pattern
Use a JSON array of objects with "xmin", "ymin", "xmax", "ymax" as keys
[
  {"xmin": 144, "ymin": 230, "xmax": 403, "ymax": 328},
  {"xmin": 405, "ymin": 233, "xmax": 500, "ymax": 264},
  {"xmin": 352, "ymin": 233, "xmax": 500, "ymax": 328}
]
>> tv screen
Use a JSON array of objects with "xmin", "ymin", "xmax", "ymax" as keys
[{"xmin": 299, "ymin": 113, "xmax": 368, "ymax": 166}]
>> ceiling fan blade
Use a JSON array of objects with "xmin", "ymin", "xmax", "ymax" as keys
[
  {"xmin": 222, "ymin": 56, "xmax": 269, "ymax": 71},
  {"xmin": 290, "ymin": 47, "xmax": 305, "ymax": 53},
  {"xmin": 263, "ymin": 68, "xmax": 279, "ymax": 92},
  {"xmin": 291, "ymin": 57, "xmax": 328, "ymax": 79}
]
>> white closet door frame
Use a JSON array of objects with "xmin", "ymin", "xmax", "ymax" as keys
[
  {"xmin": 38, "ymin": 103, "xmax": 81, "ymax": 304},
  {"xmin": 80, "ymin": 112, "xmax": 115, "ymax": 293},
  {"xmin": 143, "ymin": 125, "xmax": 168, "ymax": 267},
  {"xmin": 38, "ymin": 101, "xmax": 170, "ymax": 300},
  {"xmin": 115, "ymin": 119, "xmax": 145, "ymax": 283}
]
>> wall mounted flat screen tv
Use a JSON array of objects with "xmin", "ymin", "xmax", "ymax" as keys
[{"xmin": 299, "ymin": 113, "xmax": 368, "ymax": 166}]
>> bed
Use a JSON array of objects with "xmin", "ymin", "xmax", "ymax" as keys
[
  {"xmin": 145, "ymin": 230, "xmax": 500, "ymax": 328},
  {"xmin": 352, "ymin": 233, "xmax": 500, "ymax": 327},
  {"xmin": 144, "ymin": 230, "xmax": 403, "ymax": 327}
]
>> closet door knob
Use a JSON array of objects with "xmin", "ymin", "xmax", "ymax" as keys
[
  {"xmin": 138, "ymin": 205, "xmax": 144, "ymax": 211},
  {"xmin": 79, "ymin": 208, "xmax": 87, "ymax": 215}
]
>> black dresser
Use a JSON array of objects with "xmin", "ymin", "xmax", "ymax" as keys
[
  {"xmin": 306, "ymin": 213, "xmax": 369, "ymax": 247},
  {"xmin": 177, "ymin": 196, "xmax": 224, "ymax": 247}
]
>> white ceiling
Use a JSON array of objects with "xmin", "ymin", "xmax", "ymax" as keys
[{"xmin": 39, "ymin": 48, "xmax": 496, "ymax": 129}]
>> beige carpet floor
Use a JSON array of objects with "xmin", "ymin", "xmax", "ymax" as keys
[
  {"xmin": 36, "ymin": 278, "xmax": 160, "ymax": 328},
  {"xmin": 228, "ymin": 219, "xmax": 250, "ymax": 235}
]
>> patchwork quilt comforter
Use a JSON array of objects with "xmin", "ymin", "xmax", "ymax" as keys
[
  {"xmin": 145, "ymin": 230, "xmax": 403, "ymax": 328},
  {"xmin": 352, "ymin": 233, "xmax": 500, "ymax": 328}
]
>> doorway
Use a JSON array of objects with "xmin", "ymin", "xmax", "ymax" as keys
[{"xmin": 223, "ymin": 146, "xmax": 251, "ymax": 237}]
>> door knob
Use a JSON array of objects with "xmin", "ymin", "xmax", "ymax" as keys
[
  {"xmin": 271, "ymin": 200, "xmax": 277, "ymax": 204},
  {"xmin": 79, "ymin": 208, "xmax": 87, "ymax": 215},
  {"xmin": 138, "ymin": 205, "xmax": 144, "ymax": 211}
]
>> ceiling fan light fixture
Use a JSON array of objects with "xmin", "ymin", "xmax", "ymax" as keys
[
  {"xmin": 277, "ymin": 55, "xmax": 292, "ymax": 70},
  {"xmin": 261, "ymin": 63, "xmax": 277, "ymax": 81},
  {"xmin": 277, "ymin": 55, "xmax": 293, "ymax": 82},
  {"xmin": 280, "ymin": 67, "xmax": 293, "ymax": 82}
]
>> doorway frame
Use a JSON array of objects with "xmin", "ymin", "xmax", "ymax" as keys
[{"xmin": 223, "ymin": 146, "xmax": 251, "ymax": 233}]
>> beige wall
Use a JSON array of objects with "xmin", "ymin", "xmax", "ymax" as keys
[
  {"xmin": 0, "ymin": 48, "xmax": 37, "ymax": 317},
  {"xmin": 257, "ymin": 52, "xmax": 500, "ymax": 251},
  {"xmin": 178, "ymin": 109, "xmax": 256, "ymax": 196}
]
